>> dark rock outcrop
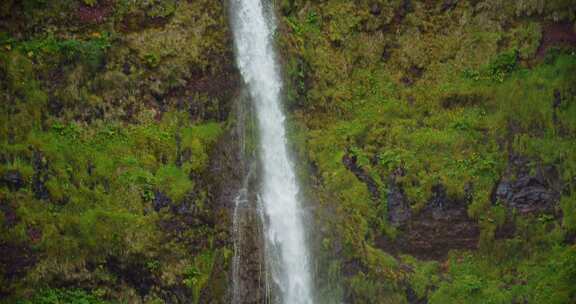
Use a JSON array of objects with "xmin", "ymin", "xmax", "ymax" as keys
[
  {"xmin": 536, "ymin": 22, "xmax": 576, "ymax": 59},
  {"xmin": 105, "ymin": 256, "xmax": 158, "ymax": 298},
  {"xmin": 440, "ymin": 0, "xmax": 459, "ymax": 12},
  {"xmin": 387, "ymin": 170, "xmax": 411, "ymax": 227},
  {"xmin": 342, "ymin": 150, "xmax": 479, "ymax": 260},
  {"xmin": 0, "ymin": 242, "xmax": 36, "ymax": 297},
  {"xmin": 380, "ymin": 183, "xmax": 480, "ymax": 260},
  {"xmin": 1, "ymin": 170, "xmax": 25, "ymax": 191},
  {"xmin": 153, "ymin": 190, "xmax": 172, "ymax": 211},
  {"xmin": 0, "ymin": 199, "xmax": 37, "ymax": 297},
  {"xmin": 32, "ymin": 150, "xmax": 49, "ymax": 200},
  {"xmin": 342, "ymin": 151, "xmax": 380, "ymax": 201},
  {"xmin": 203, "ymin": 91, "xmax": 267, "ymax": 304},
  {"xmin": 492, "ymin": 156, "xmax": 560, "ymax": 214}
]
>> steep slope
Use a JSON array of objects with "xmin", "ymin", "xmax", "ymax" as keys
[
  {"xmin": 1, "ymin": 0, "xmax": 576, "ymax": 303},
  {"xmin": 277, "ymin": 0, "xmax": 576, "ymax": 303},
  {"xmin": 0, "ymin": 1, "xmax": 239, "ymax": 303}
]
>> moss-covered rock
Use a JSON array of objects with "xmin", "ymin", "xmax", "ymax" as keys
[
  {"xmin": 0, "ymin": 0, "xmax": 240, "ymax": 303},
  {"xmin": 279, "ymin": 0, "xmax": 576, "ymax": 302}
]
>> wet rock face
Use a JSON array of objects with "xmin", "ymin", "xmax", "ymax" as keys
[
  {"xmin": 343, "ymin": 151, "xmax": 479, "ymax": 260},
  {"xmin": 493, "ymin": 156, "xmax": 560, "ymax": 214},
  {"xmin": 204, "ymin": 97, "xmax": 267, "ymax": 304},
  {"xmin": 387, "ymin": 170, "xmax": 411, "ymax": 227},
  {"xmin": 381, "ymin": 184, "xmax": 480, "ymax": 260},
  {"xmin": 373, "ymin": 155, "xmax": 560, "ymax": 260},
  {"xmin": 495, "ymin": 178, "xmax": 556, "ymax": 213},
  {"xmin": 230, "ymin": 198, "xmax": 268, "ymax": 304}
]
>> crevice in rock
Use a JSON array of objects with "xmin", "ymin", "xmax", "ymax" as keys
[{"xmin": 342, "ymin": 150, "xmax": 380, "ymax": 201}]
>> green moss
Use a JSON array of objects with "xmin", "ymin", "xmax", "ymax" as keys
[
  {"xmin": 183, "ymin": 250, "xmax": 217, "ymax": 303},
  {"xmin": 0, "ymin": 0, "xmax": 234, "ymax": 301},
  {"xmin": 5, "ymin": 34, "xmax": 111, "ymax": 72},
  {"xmin": 280, "ymin": 0, "xmax": 576, "ymax": 301},
  {"xmin": 155, "ymin": 164, "xmax": 193, "ymax": 202},
  {"xmin": 82, "ymin": 0, "xmax": 98, "ymax": 7},
  {"xmin": 425, "ymin": 235, "xmax": 576, "ymax": 304},
  {"xmin": 560, "ymin": 194, "xmax": 576, "ymax": 232},
  {"xmin": 430, "ymin": 272, "xmax": 512, "ymax": 304},
  {"xmin": 1, "ymin": 0, "xmax": 574, "ymax": 301},
  {"xmin": 464, "ymin": 50, "xmax": 519, "ymax": 82},
  {"xmin": 402, "ymin": 255, "xmax": 440, "ymax": 299},
  {"xmin": 1, "ymin": 115, "xmax": 226, "ymax": 300},
  {"xmin": 18, "ymin": 288, "xmax": 109, "ymax": 304},
  {"xmin": 509, "ymin": 22, "xmax": 542, "ymax": 60}
]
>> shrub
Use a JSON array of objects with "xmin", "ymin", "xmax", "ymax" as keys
[
  {"xmin": 487, "ymin": 50, "xmax": 519, "ymax": 82},
  {"xmin": 20, "ymin": 288, "xmax": 108, "ymax": 304},
  {"xmin": 13, "ymin": 34, "xmax": 111, "ymax": 71}
]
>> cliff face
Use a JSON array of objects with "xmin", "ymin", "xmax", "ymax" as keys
[
  {"xmin": 0, "ymin": 0, "xmax": 240, "ymax": 303},
  {"xmin": 1, "ymin": 0, "xmax": 576, "ymax": 303},
  {"xmin": 277, "ymin": 0, "xmax": 576, "ymax": 303}
]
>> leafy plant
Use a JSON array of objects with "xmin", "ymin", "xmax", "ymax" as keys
[
  {"xmin": 21, "ymin": 288, "xmax": 109, "ymax": 304},
  {"xmin": 464, "ymin": 50, "xmax": 519, "ymax": 82},
  {"xmin": 487, "ymin": 50, "xmax": 519, "ymax": 82},
  {"xmin": 143, "ymin": 52, "xmax": 160, "ymax": 67}
]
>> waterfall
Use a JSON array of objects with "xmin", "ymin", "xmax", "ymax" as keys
[{"xmin": 230, "ymin": 0, "xmax": 314, "ymax": 303}]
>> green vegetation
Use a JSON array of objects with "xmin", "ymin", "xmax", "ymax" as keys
[
  {"xmin": 1, "ymin": 0, "xmax": 575, "ymax": 303},
  {"xmin": 0, "ymin": 0, "xmax": 234, "ymax": 302},
  {"xmin": 426, "ymin": 220, "xmax": 575, "ymax": 304},
  {"xmin": 20, "ymin": 288, "xmax": 109, "ymax": 304},
  {"xmin": 280, "ymin": 0, "xmax": 576, "ymax": 302},
  {"xmin": 2, "ymin": 33, "xmax": 112, "ymax": 70}
]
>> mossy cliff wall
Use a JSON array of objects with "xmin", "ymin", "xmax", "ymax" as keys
[
  {"xmin": 1, "ymin": 0, "xmax": 576, "ymax": 303},
  {"xmin": 0, "ymin": 0, "xmax": 240, "ymax": 303},
  {"xmin": 277, "ymin": 0, "xmax": 576, "ymax": 303}
]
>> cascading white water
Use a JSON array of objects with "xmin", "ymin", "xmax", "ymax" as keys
[{"xmin": 230, "ymin": 0, "xmax": 314, "ymax": 303}]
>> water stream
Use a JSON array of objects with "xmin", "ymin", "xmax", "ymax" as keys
[{"xmin": 230, "ymin": 0, "xmax": 314, "ymax": 303}]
